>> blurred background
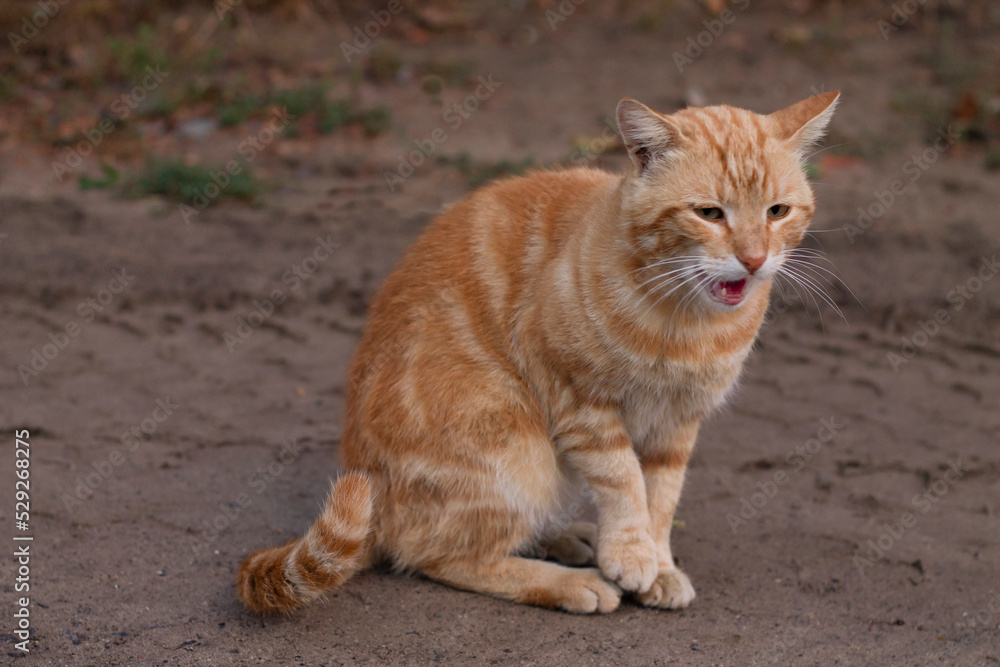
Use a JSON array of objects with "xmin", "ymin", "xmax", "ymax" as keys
[
  {"xmin": 2, "ymin": 0, "xmax": 999, "ymax": 209},
  {"xmin": 1, "ymin": 1, "xmax": 999, "ymax": 664}
]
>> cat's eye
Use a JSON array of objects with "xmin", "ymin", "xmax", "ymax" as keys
[
  {"xmin": 767, "ymin": 204, "xmax": 790, "ymax": 220},
  {"xmin": 695, "ymin": 207, "xmax": 725, "ymax": 222}
]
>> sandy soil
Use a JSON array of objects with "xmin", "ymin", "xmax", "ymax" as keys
[{"xmin": 2, "ymin": 2, "xmax": 999, "ymax": 665}]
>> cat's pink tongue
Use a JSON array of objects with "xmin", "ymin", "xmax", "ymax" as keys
[{"xmin": 714, "ymin": 278, "xmax": 747, "ymax": 305}]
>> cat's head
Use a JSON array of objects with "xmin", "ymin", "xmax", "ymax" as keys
[{"xmin": 615, "ymin": 91, "xmax": 839, "ymax": 313}]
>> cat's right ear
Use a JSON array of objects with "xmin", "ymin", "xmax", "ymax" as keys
[
  {"xmin": 769, "ymin": 90, "xmax": 840, "ymax": 160},
  {"xmin": 616, "ymin": 98, "xmax": 679, "ymax": 175}
]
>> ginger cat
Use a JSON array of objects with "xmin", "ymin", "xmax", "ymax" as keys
[{"xmin": 237, "ymin": 91, "xmax": 840, "ymax": 614}]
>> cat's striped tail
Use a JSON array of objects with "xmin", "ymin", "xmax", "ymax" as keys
[{"xmin": 236, "ymin": 471, "xmax": 376, "ymax": 613}]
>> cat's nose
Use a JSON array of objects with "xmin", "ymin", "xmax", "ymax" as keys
[{"xmin": 739, "ymin": 253, "xmax": 767, "ymax": 275}]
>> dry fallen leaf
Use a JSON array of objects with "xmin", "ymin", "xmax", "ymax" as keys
[{"xmin": 701, "ymin": 0, "xmax": 726, "ymax": 15}]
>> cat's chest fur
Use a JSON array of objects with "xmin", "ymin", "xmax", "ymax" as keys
[
  {"xmin": 519, "ymin": 243, "xmax": 761, "ymax": 450},
  {"xmin": 618, "ymin": 348, "xmax": 751, "ymax": 449}
]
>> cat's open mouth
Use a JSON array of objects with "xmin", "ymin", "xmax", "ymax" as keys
[{"xmin": 708, "ymin": 278, "xmax": 748, "ymax": 306}]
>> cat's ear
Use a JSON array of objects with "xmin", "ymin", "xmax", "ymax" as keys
[
  {"xmin": 769, "ymin": 90, "xmax": 840, "ymax": 159},
  {"xmin": 616, "ymin": 98, "xmax": 680, "ymax": 174}
]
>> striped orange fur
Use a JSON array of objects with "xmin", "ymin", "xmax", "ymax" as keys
[{"xmin": 237, "ymin": 91, "xmax": 840, "ymax": 614}]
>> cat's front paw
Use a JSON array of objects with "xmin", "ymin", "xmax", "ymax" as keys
[
  {"xmin": 634, "ymin": 568, "xmax": 696, "ymax": 610},
  {"xmin": 597, "ymin": 529, "xmax": 658, "ymax": 593}
]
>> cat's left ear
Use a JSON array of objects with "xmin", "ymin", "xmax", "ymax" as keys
[
  {"xmin": 617, "ymin": 98, "xmax": 681, "ymax": 175},
  {"xmin": 769, "ymin": 90, "xmax": 840, "ymax": 160}
]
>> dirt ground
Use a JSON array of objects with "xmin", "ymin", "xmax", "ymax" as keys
[{"xmin": 2, "ymin": 1, "xmax": 1000, "ymax": 665}]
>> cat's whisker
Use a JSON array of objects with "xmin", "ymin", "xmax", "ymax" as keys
[
  {"xmin": 783, "ymin": 248, "xmax": 830, "ymax": 266},
  {"xmin": 778, "ymin": 263, "xmax": 847, "ymax": 324},
  {"xmin": 773, "ymin": 273, "xmax": 810, "ymax": 315},
  {"xmin": 775, "ymin": 254, "xmax": 823, "ymax": 306},
  {"xmin": 648, "ymin": 271, "xmax": 710, "ymax": 317},
  {"xmin": 787, "ymin": 246, "xmax": 844, "ymax": 271},
  {"xmin": 774, "ymin": 272, "xmax": 806, "ymax": 307},
  {"xmin": 782, "ymin": 259, "xmax": 842, "ymax": 293},
  {"xmin": 634, "ymin": 264, "xmax": 702, "ymax": 293},
  {"xmin": 781, "ymin": 256, "xmax": 866, "ymax": 311},
  {"xmin": 787, "ymin": 248, "xmax": 847, "ymax": 280},
  {"xmin": 638, "ymin": 264, "xmax": 707, "ymax": 314},
  {"xmin": 677, "ymin": 273, "xmax": 715, "ymax": 315},
  {"xmin": 787, "ymin": 245, "xmax": 831, "ymax": 255},
  {"xmin": 637, "ymin": 264, "xmax": 700, "ymax": 283},
  {"xmin": 628, "ymin": 255, "xmax": 703, "ymax": 277},
  {"xmin": 636, "ymin": 267, "xmax": 705, "ymax": 315},
  {"xmin": 632, "ymin": 266, "xmax": 704, "ymax": 315},
  {"xmin": 770, "ymin": 276, "xmax": 793, "ymax": 313},
  {"xmin": 803, "ymin": 142, "xmax": 851, "ymax": 161},
  {"xmin": 776, "ymin": 268, "xmax": 827, "ymax": 330},
  {"xmin": 787, "ymin": 246, "xmax": 836, "ymax": 261},
  {"xmin": 782, "ymin": 248, "xmax": 830, "ymax": 266},
  {"xmin": 783, "ymin": 248, "xmax": 864, "ymax": 309},
  {"xmin": 670, "ymin": 272, "xmax": 711, "ymax": 309}
]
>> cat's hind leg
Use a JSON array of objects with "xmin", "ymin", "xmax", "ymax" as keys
[
  {"xmin": 422, "ymin": 556, "xmax": 620, "ymax": 614},
  {"xmin": 377, "ymin": 407, "xmax": 617, "ymax": 613},
  {"xmin": 543, "ymin": 522, "xmax": 597, "ymax": 566}
]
